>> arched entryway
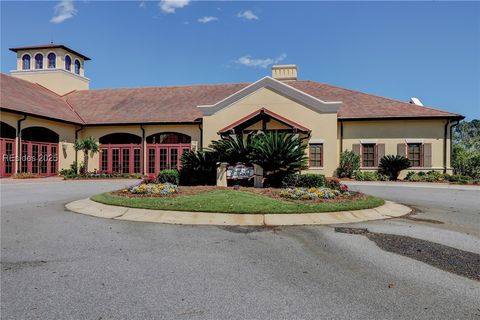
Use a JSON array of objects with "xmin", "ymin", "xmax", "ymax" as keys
[
  {"xmin": 146, "ymin": 132, "xmax": 191, "ymax": 174},
  {"xmin": 21, "ymin": 126, "xmax": 59, "ymax": 175},
  {"xmin": 99, "ymin": 133, "xmax": 142, "ymax": 174},
  {"xmin": 1, "ymin": 122, "xmax": 16, "ymax": 177}
]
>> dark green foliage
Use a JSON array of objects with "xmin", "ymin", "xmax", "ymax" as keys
[
  {"xmin": 379, "ymin": 155, "xmax": 411, "ymax": 181},
  {"xmin": 208, "ymin": 134, "xmax": 253, "ymax": 165},
  {"xmin": 405, "ymin": 170, "xmax": 446, "ymax": 182},
  {"xmin": 454, "ymin": 119, "xmax": 480, "ymax": 150},
  {"xmin": 282, "ymin": 173, "xmax": 326, "ymax": 188},
  {"xmin": 446, "ymin": 174, "xmax": 472, "ymax": 184},
  {"xmin": 157, "ymin": 169, "xmax": 179, "ymax": 185},
  {"xmin": 249, "ymin": 132, "xmax": 308, "ymax": 187},
  {"xmin": 354, "ymin": 171, "xmax": 389, "ymax": 181},
  {"xmin": 180, "ymin": 150, "xmax": 217, "ymax": 185},
  {"xmin": 337, "ymin": 150, "xmax": 360, "ymax": 178},
  {"xmin": 452, "ymin": 144, "xmax": 480, "ymax": 179}
]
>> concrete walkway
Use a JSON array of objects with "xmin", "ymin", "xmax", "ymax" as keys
[
  {"xmin": 343, "ymin": 180, "xmax": 480, "ymax": 190},
  {"xmin": 65, "ymin": 198, "xmax": 411, "ymax": 226}
]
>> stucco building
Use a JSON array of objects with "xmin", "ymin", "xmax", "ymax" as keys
[{"xmin": 0, "ymin": 44, "xmax": 463, "ymax": 178}]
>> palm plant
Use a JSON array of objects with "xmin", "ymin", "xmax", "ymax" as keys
[
  {"xmin": 379, "ymin": 155, "xmax": 411, "ymax": 180},
  {"xmin": 249, "ymin": 132, "xmax": 308, "ymax": 187},
  {"xmin": 74, "ymin": 136, "xmax": 100, "ymax": 175},
  {"xmin": 208, "ymin": 134, "xmax": 253, "ymax": 165},
  {"xmin": 180, "ymin": 150, "xmax": 218, "ymax": 185}
]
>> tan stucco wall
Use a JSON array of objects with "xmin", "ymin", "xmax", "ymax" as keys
[
  {"xmin": 341, "ymin": 119, "xmax": 451, "ymax": 178},
  {"xmin": 80, "ymin": 124, "xmax": 201, "ymax": 172},
  {"xmin": 0, "ymin": 111, "xmax": 78, "ymax": 173},
  {"xmin": 202, "ymin": 87, "xmax": 339, "ymax": 176},
  {"xmin": 11, "ymin": 48, "xmax": 89, "ymax": 95}
]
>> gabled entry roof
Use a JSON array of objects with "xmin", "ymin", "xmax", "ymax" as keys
[
  {"xmin": 198, "ymin": 76, "xmax": 342, "ymax": 116},
  {"xmin": 218, "ymin": 108, "xmax": 311, "ymax": 134}
]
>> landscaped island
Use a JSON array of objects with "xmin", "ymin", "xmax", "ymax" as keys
[{"xmin": 91, "ymin": 185, "xmax": 384, "ymax": 214}]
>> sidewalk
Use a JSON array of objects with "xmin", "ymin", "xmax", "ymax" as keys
[
  {"xmin": 66, "ymin": 198, "xmax": 411, "ymax": 226},
  {"xmin": 343, "ymin": 181, "xmax": 480, "ymax": 191}
]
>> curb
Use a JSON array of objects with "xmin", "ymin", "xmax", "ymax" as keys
[{"xmin": 65, "ymin": 198, "xmax": 411, "ymax": 226}]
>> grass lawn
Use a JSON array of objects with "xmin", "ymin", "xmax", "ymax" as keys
[{"xmin": 91, "ymin": 190, "xmax": 384, "ymax": 214}]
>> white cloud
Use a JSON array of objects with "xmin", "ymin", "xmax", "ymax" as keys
[
  {"xmin": 50, "ymin": 0, "xmax": 77, "ymax": 24},
  {"xmin": 198, "ymin": 16, "xmax": 218, "ymax": 24},
  {"xmin": 237, "ymin": 10, "xmax": 259, "ymax": 21},
  {"xmin": 139, "ymin": 1, "xmax": 146, "ymax": 8},
  {"xmin": 236, "ymin": 53, "xmax": 287, "ymax": 68},
  {"xmin": 159, "ymin": 0, "xmax": 190, "ymax": 14}
]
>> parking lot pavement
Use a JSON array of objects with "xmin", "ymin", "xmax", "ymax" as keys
[{"xmin": 1, "ymin": 180, "xmax": 479, "ymax": 320}]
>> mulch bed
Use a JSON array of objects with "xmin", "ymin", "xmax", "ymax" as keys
[{"xmin": 111, "ymin": 185, "xmax": 369, "ymax": 203}]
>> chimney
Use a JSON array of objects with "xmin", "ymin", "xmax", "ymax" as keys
[{"xmin": 272, "ymin": 64, "xmax": 297, "ymax": 81}]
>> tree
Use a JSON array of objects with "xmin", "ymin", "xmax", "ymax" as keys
[
  {"xmin": 379, "ymin": 155, "xmax": 410, "ymax": 181},
  {"xmin": 208, "ymin": 134, "xmax": 253, "ymax": 165},
  {"xmin": 452, "ymin": 120, "xmax": 480, "ymax": 178},
  {"xmin": 74, "ymin": 136, "xmax": 100, "ymax": 175},
  {"xmin": 337, "ymin": 150, "xmax": 360, "ymax": 178},
  {"xmin": 454, "ymin": 120, "xmax": 480, "ymax": 150},
  {"xmin": 249, "ymin": 132, "xmax": 308, "ymax": 187}
]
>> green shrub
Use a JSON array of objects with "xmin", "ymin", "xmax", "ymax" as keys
[
  {"xmin": 354, "ymin": 171, "xmax": 378, "ymax": 181},
  {"xmin": 447, "ymin": 174, "xmax": 472, "ymax": 184},
  {"xmin": 405, "ymin": 170, "xmax": 447, "ymax": 182},
  {"xmin": 379, "ymin": 155, "xmax": 411, "ymax": 181},
  {"xmin": 157, "ymin": 169, "xmax": 180, "ymax": 185},
  {"xmin": 180, "ymin": 150, "xmax": 217, "ymax": 186},
  {"xmin": 282, "ymin": 173, "xmax": 326, "ymax": 188},
  {"xmin": 337, "ymin": 150, "xmax": 360, "ymax": 178}
]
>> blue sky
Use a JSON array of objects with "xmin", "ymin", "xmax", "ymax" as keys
[{"xmin": 1, "ymin": 1, "xmax": 479, "ymax": 119}]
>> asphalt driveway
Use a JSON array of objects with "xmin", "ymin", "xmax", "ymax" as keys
[{"xmin": 1, "ymin": 179, "xmax": 479, "ymax": 320}]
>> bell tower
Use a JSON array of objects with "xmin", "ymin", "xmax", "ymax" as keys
[{"xmin": 9, "ymin": 44, "xmax": 90, "ymax": 95}]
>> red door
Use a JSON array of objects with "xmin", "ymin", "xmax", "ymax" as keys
[
  {"xmin": 0, "ymin": 138, "xmax": 16, "ymax": 177},
  {"xmin": 20, "ymin": 141, "xmax": 58, "ymax": 176},
  {"xmin": 100, "ymin": 144, "xmax": 142, "ymax": 174},
  {"xmin": 146, "ymin": 144, "xmax": 190, "ymax": 175}
]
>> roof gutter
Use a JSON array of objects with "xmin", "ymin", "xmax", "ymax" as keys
[
  {"xmin": 443, "ymin": 120, "xmax": 449, "ymax": 173},
  {"xmin": 16, "ymin": 115, "xmax": 27, "ymax": 173},
  {"xmin": 140, "ymin": 125, "xmax": 146, "ymax": 175}
]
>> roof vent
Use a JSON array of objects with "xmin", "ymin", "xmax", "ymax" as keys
[
  {"xmin": 272, "ymin": 64, "xmax": 297, "ymax": 81},
  {"xmin": 409, "ymin": 97, "xmax": 423, "ymax": 106}
]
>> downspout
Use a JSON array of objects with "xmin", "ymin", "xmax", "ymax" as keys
[
  {"xmin": 140, "ymin": 125, "xmax": 145, "ymax": 175},
  {"xmin": 198, "ymin": 123, "xmax": 203, "ymax": 150},
  {"xmin": 449, "ymin": 119, "xmax": 460, "ymax": 173},
  {"xmin": 443, "ymin": 120, "xmax": 449, "ymax": 173},
  {"xmin": 340, "ymin": 121, "xmax": 344, "ymax": 155},
  {"xmin": 75, "ymin": 126, "xmax": 84, "ymax": 173},
  {"xmin": 16, "ymin": 115, "xmax": 27, "ymax": 173}
]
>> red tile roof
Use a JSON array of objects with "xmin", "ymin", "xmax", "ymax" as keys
[
  {"xmin": 0, "ymin": 73, "xmax": 84, "ymax": 124},
  {"xmin": 65, "ymin": 83, "xmax": 247, "ymax": 124},
  {"xmin": 1, "ymin": 73, "xmax": 462, "ymax": 125}
]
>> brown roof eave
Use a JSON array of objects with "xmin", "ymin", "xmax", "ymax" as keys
[
  {"xmin": 9, "ymin": 45, "xmax": 91, "ymax": 61},
  {"xmin": 338, "ymin": 115, "xmax": 464, "ymax": 121},
  {"xmin": 1, "ymin": 107, "xmax": 85, "ymax": 125},
  {"xmin": 81, "ymin": 120, "xmax": 203, "ymax": 127}
]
